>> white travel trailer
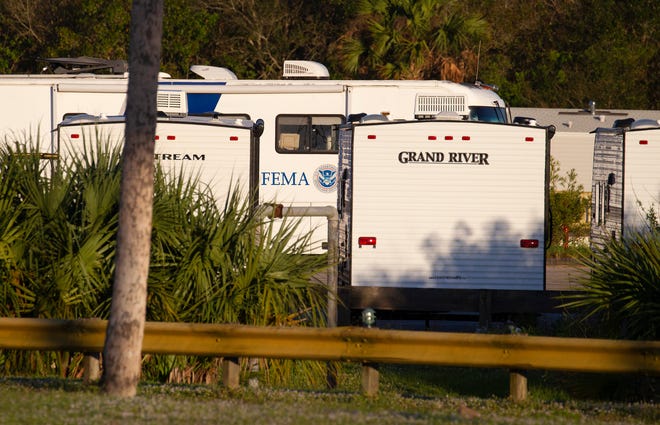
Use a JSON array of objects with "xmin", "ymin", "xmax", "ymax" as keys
[
  {"xmin": 591, "ymin": 119, "xmax": 660, "ymax": 249},
  {"xmin": 2, "ymin": 59, "xmax": 509, "ymax": 252},
  {"xmin": 57, "ymin": 111, "xmax": 262, "ymax": 209},
  {"xmin": 337, "ymin": 118, "xmax": 551, "ymax": 290}
]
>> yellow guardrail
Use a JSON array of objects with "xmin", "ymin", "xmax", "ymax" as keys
[{"xmin": 1, "ymin": 318, "xmax": 658, "ymax": 400}]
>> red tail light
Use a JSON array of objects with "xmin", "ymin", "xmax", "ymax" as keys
[
  {"xmin": 358, "ymin": 236, "xmax": 377, "ymax": 248},
  {"xmin": 520, "ymin": 239, "xmax": 539, "ymax": 248}
]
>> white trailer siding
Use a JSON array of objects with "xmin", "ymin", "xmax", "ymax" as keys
[
  {"xmin": 340, "ymin": 120, "xmax": 548, "ymax": 290},
  {"xmin": 0, "ymin": 83, "xmax": 59, "ymax": 154},
  {"xmin": 623, "ymin": 128, "xmax": 660, "ymax": 229},
  {"xmin": 57, "ymin": 116, "xmax": 256, "ymax": 207},
  {"xmin": 0, "ymin": 79, "xmax": 127, "ymax": 153}
]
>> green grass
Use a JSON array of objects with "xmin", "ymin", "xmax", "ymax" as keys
[{"xmin": 1, "ymin": 365, "xmax": 657, "ymax": 424}]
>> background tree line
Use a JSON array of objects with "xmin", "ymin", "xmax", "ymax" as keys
[{"xmin": 0, "ymin": 0, "xmax": 657, "ymax": 109}]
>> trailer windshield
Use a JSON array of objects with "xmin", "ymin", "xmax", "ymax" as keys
[{"xmin": 469, "ymin": 106, "xmax": 507, "ymax": 123}]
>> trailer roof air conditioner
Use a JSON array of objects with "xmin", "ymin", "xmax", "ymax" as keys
[
  {"xmin": 157, "ymin": 90, "xmax": 188, "ymax": 116},
  {"xmin": 282, "ymin": 60, "xmax": 330, "ymax": 79},
  {"xmin": 415, "ymin": 95, "xmax": 466, "ymax": 119}
]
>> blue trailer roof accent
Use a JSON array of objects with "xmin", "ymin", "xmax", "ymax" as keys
[{"xmin": 186, "ymin": 93, "xmax": 221, "ymax": 114}]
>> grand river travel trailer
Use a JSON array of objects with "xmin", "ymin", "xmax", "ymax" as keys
[{"xmin": 337, "ymin": 118, "xmax": 552, "ymax": 291}]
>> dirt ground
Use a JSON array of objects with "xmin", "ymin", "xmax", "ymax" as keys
[{"xmin": 545, "ymin": 263, "xmax": 589, "ymax": 291}]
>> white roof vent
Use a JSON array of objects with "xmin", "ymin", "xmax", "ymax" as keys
[
  {"xmin": 630, "ymin": 118, "xmax": 660, "ymax": 129},
  {"xmin": 157, "ymin": 90, "xmax": 188, "ymax": 116},
  {"xmin": 282, "ymin": 60, "xmax": 329, "ymax": 79},
  {"xmin": 190, "ymin": 65, "xmax": 237, "ymax": 80},
  {"xmin": 360, "ymin": 114, "xmax": 389, "ymax": 123}
]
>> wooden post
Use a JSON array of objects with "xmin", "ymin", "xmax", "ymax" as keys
[
  {"xmin": 82, "ymin": 353, "xmax": 101, "ymax": 384},
  {"xmin": 509, "ymin": 369, "xmax": 528, "ymax": 401},
  {"xmin": 326, "ymin": 361, "xmax": 338, "ymax": 389},
  {"xmin": 222, "ymin": 357, "xmax": 240, "ymax": 389},
  {"xmin": 479, "ymin": 290, "xmax": 492, "ymax": 330},
  {"xmin": 361, "ymin": 362, "xmax": 379, "ymax": 396}
]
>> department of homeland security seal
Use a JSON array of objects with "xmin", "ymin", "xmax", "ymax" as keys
[{"xmin": 313, "ymin": 164, "xmax": 337, "ymax": 193}]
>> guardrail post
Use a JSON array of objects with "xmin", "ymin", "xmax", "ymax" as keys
[
  {"xmin": 479, "ymin": 290, "xmax": 492, "ymax": 329},
  {"xmin": 222, "ymin": 357, "xmax": 240, "ymax": 389},
  {"xmin": 361, "ymin": 362, "xmax": 379, "ymax": 396},
  {"xmin": 509, "ymin": 369, "xmax": 528, "ymax": 401},
  {"xmin": 82, "ymin": 352, "xmax": 101, "ymax": 384}
]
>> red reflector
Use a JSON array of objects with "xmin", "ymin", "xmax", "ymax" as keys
[
  {"xmin": 167, "ymin": 135, "xmax": 176, "ymax": 140},
  {"xmin": 428, "ymin": 135, "xmax": 437, "ymax": 140},
  {"xmin": 154, "ymin": 135, "xmax": 160, "ymax": 140},
  {"xmin": 520, "ymin": 239, "xmax": 539, "ymax": 248},
  {"xmin": 70, "ymin": 134, "xmax": 80, "ymax": 139},
  {"xmin": 639, "ymin": 140, "xmax": 648, "ymax": 145},
  {"xmin": 445, "ymin": 135, "xmax": 453, "ymax": 140},
  {"xmin": 358, "ymin": 236, "xmax": 377, "ymax": 248},
  {"xmin": 230, "ymin": 136, "xmax": 239, "ymax": 141},
  {"xmin": 367, "ymin": 135, "xmax": 376, "ymax": 140},
  {"xmin": 525, "ymin": 137, "xmax": 534, "ymax": 142},
  {"xmin": 462, "ymin": 136, "xmax": 470, "ymax": 141}
]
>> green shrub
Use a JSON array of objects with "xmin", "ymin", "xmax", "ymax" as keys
[
  {"xmin": 548, "ymin": 157, "xmax": 590, "ymax": 256},
  {"xmin": 0, "ymin": 136, "xmax": 332, "ymax": 384},
  {"xmin": 561, "ymin": 230, "xmax": 660, "ymax": 340}
]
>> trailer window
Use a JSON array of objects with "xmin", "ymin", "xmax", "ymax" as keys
[{"xmin": 276, "ymin": 115, "xmax": 343, "ymax": 153}]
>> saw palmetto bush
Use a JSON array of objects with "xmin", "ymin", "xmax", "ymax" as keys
[
  {"xmin": 0, "ymin": 135, "xmax": 121, "ymax": 320},
  {"xmin": 0, "ymin": 135, "xmax": 331, "ymax": 384},
  {"xmin": 561, "ymin": 228, "xmax": 660, "ymax": 341}
]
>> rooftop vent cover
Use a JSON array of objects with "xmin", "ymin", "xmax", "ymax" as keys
[
  {"xmin": 282, "ymin": 60, "xmax": 329, "ymax": 79},
  {"xmin": 190, "ymin": 65, "xmax": 237, "ymax": 80}
]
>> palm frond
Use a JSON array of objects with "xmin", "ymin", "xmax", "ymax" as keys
[{"xmin": 560, "ymin": 230, "xmax": 660, "ymax": 339}]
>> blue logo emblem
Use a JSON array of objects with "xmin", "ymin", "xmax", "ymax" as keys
[{"xmin": 313, "ymin": 164, "xmax": 337, "ymax": 193}]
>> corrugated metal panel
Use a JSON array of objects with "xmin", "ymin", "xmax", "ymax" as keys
[{"xmin": 590, "ymin": 128, "xmax": 624, "ymax": 249}]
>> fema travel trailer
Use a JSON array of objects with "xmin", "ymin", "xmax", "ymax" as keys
[
  {"xmin": 2, "ymin": 59, "xmax": 509, "ymax": 252},
  {"xmin": 57, "ymin": 109, "xmax": 262, "ymax": 209},
  {"xmin": 337, "ymin": 117, "xmax": 551, "ymax": 291},
  {"xmin": 591, "ymin": 119, "xmax": 660, "ymax": 249}
]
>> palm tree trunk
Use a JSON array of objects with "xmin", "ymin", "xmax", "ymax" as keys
[{"xmin": 102, "ymin": 0, "xmax": 163, "ymax": 397}]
